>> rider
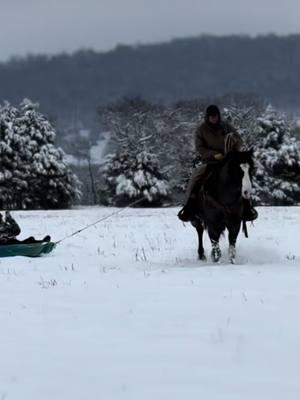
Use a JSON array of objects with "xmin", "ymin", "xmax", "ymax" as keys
[{"xmin": 177, "ymin": 104, "xmax": 258, "ymax": 222}]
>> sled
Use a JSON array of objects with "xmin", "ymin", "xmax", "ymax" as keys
[{"xmin": 0, "ymin": 241, "xmax": 56, "ymax": 258}]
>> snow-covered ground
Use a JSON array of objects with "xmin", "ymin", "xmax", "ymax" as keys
[{"xmin": 1, "ymin": 207, "xmax": 300, "ymax": 400}]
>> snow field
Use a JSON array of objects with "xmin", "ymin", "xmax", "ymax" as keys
[{"xmin": 0, "ymin": 207, "xmax": 300, "ymax": 400}]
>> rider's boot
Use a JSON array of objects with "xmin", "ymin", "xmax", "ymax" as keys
[
  {"xmin": 243, "ymin": 199, "xmax": 258, "ymax": 221},
  {"xmin": 177, "ymin": 196, "xmax": 197, "ymax": 222}
]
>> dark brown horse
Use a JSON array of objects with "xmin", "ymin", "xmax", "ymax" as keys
[{"xmin": 191, "ymin": 149, "xmax": 254, "ymax": 263}]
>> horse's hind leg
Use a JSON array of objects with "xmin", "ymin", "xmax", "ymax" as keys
[
  {"xmin": 192, "ymin": 219, "xmax": 206, "ymax": 261},
  {"xmin": 228, "ymin": 244, "xmax": 236, "ymax": 264}
]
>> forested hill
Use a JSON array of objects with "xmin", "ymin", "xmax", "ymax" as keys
[{"xmin": 0, "ymin": 34, "xmax": 300, "ymax": 124}]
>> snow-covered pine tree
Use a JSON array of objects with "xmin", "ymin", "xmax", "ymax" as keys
[
  {"xmin": 99, "ymin": 150, "xmax": 170, "ymax": 207},
  {"xmin": 0, "ymin": 99, "xmax": 81, "ymax": 209},
  {"xmin": 98, "ymin": 98, "xmax": 170, "ymax": 206},
  {"xmin": 222, "ymin": 105, "xmax": 261, "ymax": 147},
  {"xmin": 165, "ymin": 107, "xmax": 202, "ymax": 197},
  {"xmin": 253, "ymin": 106, "xmax": 300, "ymax": 205}
]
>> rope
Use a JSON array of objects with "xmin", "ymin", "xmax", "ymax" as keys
[{"xmin": 55, "ymin": 198, "xmax": 145, "ymax": 245}]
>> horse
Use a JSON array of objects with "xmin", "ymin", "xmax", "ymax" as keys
[{"xmin": 191, "ymin": 149, "xmax": 254, "ymax": 264}]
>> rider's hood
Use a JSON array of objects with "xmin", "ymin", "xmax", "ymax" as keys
[{"xmin": 205, "ymin": 104, "xmax": 221, "ymax": 126}]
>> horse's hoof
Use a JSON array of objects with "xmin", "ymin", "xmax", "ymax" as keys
[
  {"xmin": 199, "ymin": 253, "xmax": 207, "ymax": 261},
  {"xmin": 229, "ymin": 245, "xmax": 236, "ymax": 264},
  {"xmin": 211, "ymin": 247, "xmax": 222, "ymax": 263},
  {"xmin": 211, "ymin": 253, "xmax": 221, "ymax": 263}
]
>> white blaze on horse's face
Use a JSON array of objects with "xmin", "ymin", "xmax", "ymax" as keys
[{"xmin": 240, "ymin": 163, "xmax": 252, "ymax": 199}]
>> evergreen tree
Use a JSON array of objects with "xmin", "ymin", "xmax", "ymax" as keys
[
  {"xmin": 98, "ymin": 150, "xmax": 170, "ymax": 207},
  {"xmin": 222, "ymin": 105, "xmax": 261, "ymax": 147},
  {"xmin": 98, "ymin": 98, "xmax": 170, "ymax": 206},
  {"xmin": 0, "ymin": 99, "xmax": 81, "ymax": 209},
  {"xmin": 253, "ymin": 106, "xmax": 300, "ymax": 205}
]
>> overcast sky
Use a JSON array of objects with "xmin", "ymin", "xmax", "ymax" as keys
[{"xmin": 0, "ymin": 0, "xmax": 299, "ymax": 61}]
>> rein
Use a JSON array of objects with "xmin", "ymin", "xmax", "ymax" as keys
[{"xmin": 55, "ymin": 197, "xmax": 145, "ymax": 245}]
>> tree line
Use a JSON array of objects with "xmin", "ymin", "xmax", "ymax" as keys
[
  {"xmin": 0, "ymin": 96, "xmax": 299, "ymax": 209},
  {"xmin": 0, "ymin": 34, "xmax": 300, "ymax": 138}
]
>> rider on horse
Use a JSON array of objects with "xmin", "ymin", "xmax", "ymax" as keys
[{"xmin": 178, "ymin": 104, "xmax": 258, "ymax": 222}]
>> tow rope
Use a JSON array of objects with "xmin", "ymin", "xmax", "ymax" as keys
[{"xmin": 55, "ymin": 198, "xmax": 145, "ymax": 245}]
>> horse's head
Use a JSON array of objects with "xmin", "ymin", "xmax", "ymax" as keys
[{"xmin": 225, "ymin": 149, "xmax": 254, "ymax": 200}]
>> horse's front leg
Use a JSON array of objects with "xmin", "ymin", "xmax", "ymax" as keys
[
  {"xmin": 211, "ymin": 240, "xmax": 222, "ymax": 262},
  {"xmin": 207, "ymin": 224, "xmax": 224, "ymax": 262},
  {"xmin": 228, "ymin": 221, "xmax": 241, "ymax": 264},
  {"xmin": 191, "ymin": 219, "xmax": 206, "ymax": 261}
]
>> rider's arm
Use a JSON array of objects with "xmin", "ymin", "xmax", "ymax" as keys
[{"xmin": 195, "ymin": 126, "xmax": 220, "ymax": 161}]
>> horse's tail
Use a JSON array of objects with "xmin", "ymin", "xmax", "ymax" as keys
[{"xmin": 242, "ymin": 219, "xmax": 248, "ymax": 238}]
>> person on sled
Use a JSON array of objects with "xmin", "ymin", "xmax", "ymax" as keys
[
  {"xmin": 177, "ymin": 104, "xmax": 258, "ymax": 222},
  {"xmin": 0, "ymin": 211, "xmax": 51, "ymax": 245}
]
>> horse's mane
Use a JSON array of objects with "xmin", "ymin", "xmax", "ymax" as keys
[{"xmin": 223, "ymin": 149, "xmax": 254, "ymax": 168}]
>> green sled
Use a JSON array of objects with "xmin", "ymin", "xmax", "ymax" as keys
[{"xmin": 0, "ymin": 241, "xmax": 56, "ymax": 258}]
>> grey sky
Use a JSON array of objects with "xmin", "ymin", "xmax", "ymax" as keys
[{"xmin": 0, "ymin": 0, "xmax": 299, "ymax": 61}]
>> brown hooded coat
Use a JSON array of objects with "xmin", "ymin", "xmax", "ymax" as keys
[
  {"xmin": 195, "ymin": 121, "xmax": 242, "ymax": 161},
  {"xmin": 184, "ymin": 119, "xmax": 243, "ymax": 203}
]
